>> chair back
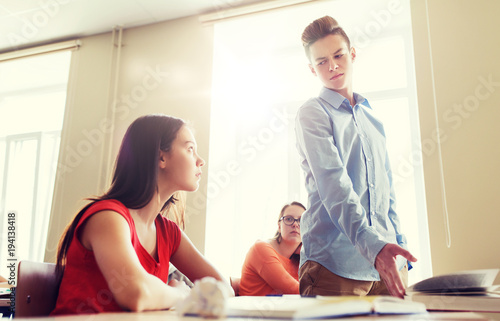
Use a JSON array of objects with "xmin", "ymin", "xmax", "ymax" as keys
[
  {"xmin": 230, "ymin": 276, "xmax": 241, "ymax": 296},
  {"xmin": 15, "ymin": 260, "xmax": 60, "ymax": 317}
]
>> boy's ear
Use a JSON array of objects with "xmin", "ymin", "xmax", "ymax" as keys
[
  {"xmin": 350, "ymin": 47, "xmax": 357, "ymax": 62},
  {"xmin": 308, "ymin": 64, "xmax": 317, "ymax": 76}
]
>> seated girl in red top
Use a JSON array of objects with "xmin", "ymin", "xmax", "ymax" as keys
[
  {"xmin": 239, "ymin": 202, "xmax": 305, "ymax": 296},
  {"xmin": 51, "ymin": 114, "xmax": 231, "ymax": 315}
]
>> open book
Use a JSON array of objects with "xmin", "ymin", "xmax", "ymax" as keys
[
  {"xmin": 405, "ymin": 269, "xmax": 500, "ymax": 312},
  {"xmin": 227, "ymin": 295, "xmax": 426, "ymax": 319},
  {"xmin": 0, "ymin": 288, "xmax": 11, "ymax": 307},
  {"xmin": 407, "ymin": 269, "xmax": 499, "ymax": 293}
]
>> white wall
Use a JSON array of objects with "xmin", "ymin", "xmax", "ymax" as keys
[
  {"xmin": 45, "ymin": 32, "xmax": 114, "ymax": 261},
  {"xmin": 411, "ymin": 0, "xmax": 500, "ymax": 283},
  {"xmin": 45, "ymin": 16, "xmax": 214, "ymax": 261}
]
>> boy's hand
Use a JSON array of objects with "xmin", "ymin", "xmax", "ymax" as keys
[{"xmin": 374, "ymin": 243, "xmax": 417, "ymax": 298}]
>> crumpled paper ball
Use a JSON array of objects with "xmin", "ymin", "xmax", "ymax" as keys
[{"xmin": 176, "ymin": 277, "xmax": 230, "ymax": 318}]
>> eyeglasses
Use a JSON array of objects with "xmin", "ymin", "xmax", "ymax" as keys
[{"xmin": 279, "ymin": 215, "xmax": 300, "ymax": 226}]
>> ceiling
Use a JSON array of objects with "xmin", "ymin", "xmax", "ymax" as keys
[{"xmin": 0, "ymin": 0, "xmax": 266, "ymax": 53}]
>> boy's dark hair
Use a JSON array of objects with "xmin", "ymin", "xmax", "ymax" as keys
[{"xmin": 301, "ymin": 16, "xmax": 351, "ymax": 61}]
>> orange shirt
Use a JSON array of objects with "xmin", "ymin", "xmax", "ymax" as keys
[{"xmin": 239, "ymin": 240, "xmax": 299, "ymax": 296}]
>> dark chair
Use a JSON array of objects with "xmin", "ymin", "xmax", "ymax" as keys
[
  {"xmin": 230, "ymin": 276, "xmax": 241, "ymax": 296},
  {"xmin": 15, "ymin": 260, "xmax": 60, "ymax": 317}
]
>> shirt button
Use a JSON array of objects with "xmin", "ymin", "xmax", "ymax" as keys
[
  {"xmin": 370, "ymin": 183, "xmax": 374, "ymax": 188},
  {"xmin": 366, "ymin": 157, "xmax": 372, "ymax": 162}
]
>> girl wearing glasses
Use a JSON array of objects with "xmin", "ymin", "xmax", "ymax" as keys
[
  {"xmin": 239, "ymin": 202, "xmax": 305, "ymax": 296},
  {"xmin": 51, "ymin": 114, "xmax": 230, "ymax": 315}
]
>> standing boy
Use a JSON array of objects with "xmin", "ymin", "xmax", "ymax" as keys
[{"xmin": 295, "ymin": 16, "xmax": 417, "ymax": 298}]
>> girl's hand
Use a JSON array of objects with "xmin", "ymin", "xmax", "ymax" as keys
[{"xmin": 168, "ymin": 279, "xmax": 191, "ymax": 301}]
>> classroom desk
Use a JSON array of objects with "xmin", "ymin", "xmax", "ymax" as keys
[{"xmin": 9, "ymin": 310, "xmax": 500, "ymax": 321}]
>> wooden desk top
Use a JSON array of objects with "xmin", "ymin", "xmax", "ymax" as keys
[{"xmin": 9, "ymin": 310, "xmax": 500, "ymax": 321}]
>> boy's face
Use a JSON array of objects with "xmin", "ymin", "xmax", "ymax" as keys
[{"xmin": 308, "ymin": 34, "xmax": 356, "ymax": 98}]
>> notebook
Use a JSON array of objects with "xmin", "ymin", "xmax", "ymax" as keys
[{"xmin": 226, "ymin": 295, "xmax": 426, "ymax": 319}]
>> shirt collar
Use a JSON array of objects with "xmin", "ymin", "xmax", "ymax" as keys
[{"xmin": 318, "ymin": 87, "xmax": 372, "ymax": 110}]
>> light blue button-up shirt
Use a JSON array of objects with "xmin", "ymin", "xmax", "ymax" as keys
[{"xmin": 295, "ymin": 87, "xmax": 407, "ymax": 281}]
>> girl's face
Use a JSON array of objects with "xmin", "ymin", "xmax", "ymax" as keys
[
  {"xmin": 159, "ymin": 126, "xmax": 205, "ymax": 195},
  {"xmin": 278, "ymin": 205, "xmax": 304, "ymax": 244},
  {"xmin": 308, "ymin": 34, "xmax": 356, "ymax": 99}
]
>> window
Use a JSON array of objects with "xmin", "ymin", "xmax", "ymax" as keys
[
  {"xmin": 205, "ymin": 0, "xmax": 431, "ymax": 286},
  {"xmin": 0, "ymin": 51, "xmax": 71, "ymax": 277}
]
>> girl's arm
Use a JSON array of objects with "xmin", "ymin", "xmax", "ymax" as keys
[
  {"xmin": 81, "ymin": 210, "xmax": 190, "ymax": 312},
  {"xmin": 169, "ymin": 231, "xmax": 233, "ymax": 295}
]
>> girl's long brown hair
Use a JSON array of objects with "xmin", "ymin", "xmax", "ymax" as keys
[{"xmin": 55, "ymin": 114, "xmax": 185, "ymax": 277}]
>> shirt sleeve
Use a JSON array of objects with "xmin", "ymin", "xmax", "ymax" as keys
[
  {"xmin": 248, "ymin": 242, "xmax": 299, "ymax": 294},
  {"xmin": 295, "ymin": 102, "xmax": 387, "ymax": 265},
  {"xmin": 385, "ymin": 151, "xmax": 407, "ymax": 248}
]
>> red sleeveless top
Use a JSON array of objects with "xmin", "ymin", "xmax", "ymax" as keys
[{"xmin": 51, "ymin": 199, "xmax": 181, "ymax": 315}]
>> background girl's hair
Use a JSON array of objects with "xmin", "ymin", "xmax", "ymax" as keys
[
  {"xmin": 55, "ymin": 114, "xmax": 185, "ymax": 277},
  {"xmin": 273, "ymin": 201, "xmax": 306, "ymax": 244},
  {"xmin": 301, "ymin": 16, "xmax": 351, "ymax": 61},
  {"xmin": 167, "ymin": 191, "xmax": 187, "ymax": 231}
]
